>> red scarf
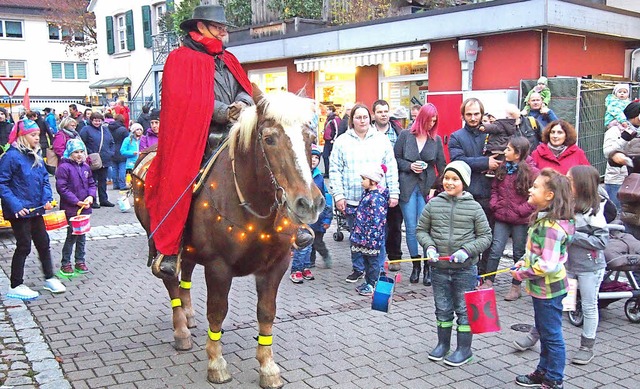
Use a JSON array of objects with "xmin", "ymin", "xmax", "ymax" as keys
[{"xmin": 144, "ymin": 32, "xmax": 252, "ymax": 255}]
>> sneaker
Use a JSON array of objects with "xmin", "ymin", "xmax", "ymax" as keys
[
  {"xmin": 289, "ymin": 271, "xmax": 304, "ymax": 284},
  {"xmin": 101, "ymin": 201, "xmax": 116, "ymax": 207},
  {"xmin": 356, "ymin": 282, "xmax": 374, "ymax": 296},
  {"xmin": 345, "ymin": 270, "xmax": 364, "ymax": 283},
  {"xmin": 302, "ymin": 268, "xmax": 314, "ymax": 280},
  {"xmin": 541, "ymin": 379, "xmax": 563, "ymax": 389},
  {"xmin": 60, "ymin": 264, "xmax": 74, "ymax": 276},
  {"xmin": 75, "ymin": 263, "xmax": 89, "ymax": 273},
  {"xmin": 516, "ymin": 370, "xmax": 545, "ymax": 387},
  {"xmin": 6, "ymin": 284, "xmax": 39, "ymax": 300},
  {"xmin": 43, "ymin": 278, "xmax": 66, "ymax": 294},
  {"xmin": 323, "ymin": 254, "xmax": 333, "ymax": 269}
]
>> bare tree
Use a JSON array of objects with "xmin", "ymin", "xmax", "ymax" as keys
[{"xmin": 43, "ymin": 0, "xmax": 97, "ymax": 60}]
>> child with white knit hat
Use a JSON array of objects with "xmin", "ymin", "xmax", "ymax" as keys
[
  {"xmin": 604, "ymin": 83, "xmax": 631, "ymax": 129},
  {"xmin": 350, "ymin": 164, "xmax": 389, "ymax": 296}
]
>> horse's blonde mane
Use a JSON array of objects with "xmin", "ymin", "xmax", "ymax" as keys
[{"xmin": 229, "ymin": 91, "xmax": 314, "ymax": 158}]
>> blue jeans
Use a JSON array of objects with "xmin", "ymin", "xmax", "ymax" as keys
[
  {"xmin": 431, "ymin": 266, "xmax": 477, "ymax": 326},
  {"xmin": 61, "ymin": 223, "xmax": 86, "ymax": 265},
  {"xmin": 485, "ymin": 221, "xmax": 528, "ymax": 284},
  {"xmin": 346, "ymin": 207, "xmax": 387, "ymax": 273},
  {"xmin": 532, "ymin": 294, "xmax": 566, "ymax": 382},
  {"xmin": 112, "ymin": 161, "xmax": 127, "ymax": 189},
  {"xmin": 291, "ymin": 245, "xmax": 311, "ymax": 272},
  {"xmin": 567, "ymin": 269, "xmax": 605, "ymax": 339},
  {"xmin": 399, "ymin": 186, "xmax": 426, "ymax": 257},
  {"xmin": 362, "ymin": 254, "xmax": 379, "ymax": 286},
  {"xmin": 605, "ymin": 183, "xmax": 621, "ymax": 211}
]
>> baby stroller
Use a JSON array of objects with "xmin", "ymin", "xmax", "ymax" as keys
[
  {"xmin": 567, "ymin": 222, "xmax": 640, "ymax": 325},
  {"xmin": 332, "ymin": 200, "xmax": 350, "ymax": 241}
]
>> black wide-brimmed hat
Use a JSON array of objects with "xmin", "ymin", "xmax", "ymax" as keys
[{"xmin": 179, "ymin": 5, "xmax": 235, "ymax": 31}]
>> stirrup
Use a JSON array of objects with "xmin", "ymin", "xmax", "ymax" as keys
[{"xmin": 151, "ymin": 253, "xmax": 181, "ymax": 280}]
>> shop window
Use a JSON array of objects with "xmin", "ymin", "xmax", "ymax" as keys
[
  {"xmin": 380, "ymin": 56, "xmax": 428, "ymax": 112},
  {"xmin": 248, "ymin": 67, "xmax": 288, "ymax": 94},
  {"xmin": 315, "ymin": 69, "xmax": 355, "ymax": 107}
]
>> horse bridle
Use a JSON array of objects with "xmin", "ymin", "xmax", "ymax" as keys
[{"xmin": 230, "ymin": 126, "xmax": 288, "ymax": 220}]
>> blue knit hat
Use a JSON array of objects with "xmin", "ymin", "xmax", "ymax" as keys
[
  {"xmin": 63, "ymin": 139, "xmax": 87, "ymax": 159},
  {"xmin": 311, "ymin": 144, "xmax": 321, "ymax": 156}
]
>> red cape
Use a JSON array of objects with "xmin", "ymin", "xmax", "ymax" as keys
[{"xmin": 145, "ymin": 46, "xmax": 250, "ymax": 255}]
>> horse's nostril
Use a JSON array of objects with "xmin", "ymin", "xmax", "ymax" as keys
[{"xmin": 294, "ymin": 197, "xmax": 312, "ymax": 213}]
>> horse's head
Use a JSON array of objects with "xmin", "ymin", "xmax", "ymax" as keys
[{"xmin": 230, "ymin": 85, "xmax": 325, "ymax": 224}]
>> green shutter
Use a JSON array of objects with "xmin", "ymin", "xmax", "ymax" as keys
[
  {"xmin": 125, "ymin": 10, "xmax": 135, "ymax": 51},
  {"xmin": 166, "ymin": 0, "xmax": 174, "ymax": 12},
  {"xmin": 106, "ymin": 16, "xmax": 114, "ymax": 55},
  {"xmin": 142, "ymin": 5, "xmax": 152, "ymax": 48}
]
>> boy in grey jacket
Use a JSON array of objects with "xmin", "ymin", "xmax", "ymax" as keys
[{"xmin": 416, "ymin": 160, "xmax": 492, "ymax": 367}]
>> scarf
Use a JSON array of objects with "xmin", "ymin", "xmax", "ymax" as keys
[
  {"xmin": 505, "ymin": 161, "xmax": 518, "ymax": 175},
  {"xmin": 547, "ymin": 143, "xmax": 567, "ymax": 157},
  {"xmin": 62, "ymin": 127, "xmax": 80, "ymax": 140}
]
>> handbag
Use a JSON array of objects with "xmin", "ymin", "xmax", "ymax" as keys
[
  {"xmin": 44, "ymin": 148, "xmax": 58, "ymax": 174},
  {"xmin": 88, "ymin": 128, "xmax": 104, "ymax": 171},
  {"xmin": 617, "ymin": 173, "xmax": 640, "ymax": 204}
]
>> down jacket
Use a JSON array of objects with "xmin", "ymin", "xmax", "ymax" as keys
[
  {"xmin": 566, "ymin": 198, "xmax": 609, "ymax": 274},
  {"xmin": 531, "ymin": 143, "xmax": 589, "ymax": 175},
  {"xmin": 604, "ymin": 222, "xmax": 640, "ymax": 269},
  {"xmin": 490, "ymin": 161, "xmax": 539, "ymax": 225},
  {"xmin": 55, "ymin": 159, "xmax": 97, "ymax": 219},
  {"xmin": 416, "ymin": 191, "xmax": 492, "ymax": 269},
  {"xmin": 0, "ymin": 147, "xmax": 53, "ymax": 218}
]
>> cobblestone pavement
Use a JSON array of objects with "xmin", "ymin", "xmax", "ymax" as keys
[{"xmin": 1, "ymin": 187, "xmax": 640, "ymax": 388}]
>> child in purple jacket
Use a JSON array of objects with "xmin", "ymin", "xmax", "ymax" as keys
[{"xmin": 55, "ymin": 139, "xmax": 97, "ymax": 276}]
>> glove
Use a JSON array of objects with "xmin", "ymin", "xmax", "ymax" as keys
[
  {"xmin": 227, "ymin": 101, "xmax": 248, "ymax": 123},
  {"xmin": 449, "ymin": 249, "xmax": 469, "ymax": 263},
  {"xmin": 426, "ymin": 246, "xmax": 439, "ymax": 262}
]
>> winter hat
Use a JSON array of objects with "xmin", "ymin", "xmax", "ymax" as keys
[
  {"xmin": 130, "ymin": 123, "xmax": 143, "ymax": 133},
  {"xmin": 443, "ymin": 160, "xmax": 471, "ymax": 188},
  {"xmin": 613, "ymin": 83, "xmax": 630, "ymax": 96},
  {"xmin": 63, "ymin": 139, "xmax": 86, "ymax": 159},
  {"xmin": 149, "ymin": 109, "xmax": 160, "ymax": 121},
  {"xmin": 361, "ymin": 164, "xmax": 387, "ymax": 184},
  {"xmin": 311, "ymin": 144, "xmax": 321, "ymax": 156},
  {"xmin": 8, "ymin": 119, "xmax": 39, "ymax": 144},
  {"xmin": 537, "ymin": 76, "xmax": 548, "ymax": 85},
  {"xmin": 624, "ymin": 101, "xmax": 640, "ymax": 120}
]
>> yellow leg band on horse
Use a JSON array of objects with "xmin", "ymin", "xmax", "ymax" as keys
[
  {"xmin": 208, "ymin": 329, "xmax": 222, "ymax": 341},
  {"xmin": 170, "ymin": 298, "xmax": 182, "ymax": 308},
  {"xmin": 257, "ymin": 334, "xmax": 273, "ymax": 346},
  {"xmin": 179, "ymin": 280, "xmax": 192, "ymax": 289}
]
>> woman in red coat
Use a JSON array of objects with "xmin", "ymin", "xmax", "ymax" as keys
[{"xmin": 531, "ymin": 119, "xmax": 590, "ymax": 174}]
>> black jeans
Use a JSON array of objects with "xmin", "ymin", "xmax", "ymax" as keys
[
  {"xmin": 310, "ymin": 231, "xmax": 329, "ymax": 264},
  {"xmin": 385, "ymin": 204, "xmax": 403, "ymax": 260},
  {"xmin": 322, "ymin": 141, "xmax": 333, "ymax": 177},
  {"xmin": 9, "ymin": 216, "xmax": 54, "ymax": 288},
  {"xmin": 92, "ymin": 166, "xmax": 109, "ymax": 204}
]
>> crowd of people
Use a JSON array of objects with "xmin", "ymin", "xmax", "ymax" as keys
[{"xmin": 1, "ymin": 5, "xmax": 639, "ymax": 389}]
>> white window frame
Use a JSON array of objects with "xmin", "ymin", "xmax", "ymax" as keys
[
  {"xmin": 0, "ymin": 19, "xmax": 24, "ymax": 39},
  {"xmin": 153, "ymin": 2, "xmax": 166, "ymax": 35},
  {"xmin": 0, "ymin": 59, "xmax": 26, "ymax": 78},
  {"xmin": 51, "ymin": 62, "xmax": 88, "ymax": 81},
  {"xmin": 116, "ymin": 14, "xmax": 126, "ymax": 53},
  {"xmin": 48, "ymin": 24, "xmax": 84, "ymax": 42}
]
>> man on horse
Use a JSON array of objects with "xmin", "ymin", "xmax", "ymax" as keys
[{"xmin": 145, "ymin": 5, "xmax": 254, "ymax": 279}]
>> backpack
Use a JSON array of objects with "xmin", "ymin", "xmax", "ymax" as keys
[
  {"xmin": 516, "ymin": 116, "xmax": 541, "ymax": 150},
  {"xmin": 323, "ymin": 117, "xmax": 340, "ymax": 141}
]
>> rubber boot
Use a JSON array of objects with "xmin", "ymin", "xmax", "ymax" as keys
[
  {"xmin": 444, "ymin": 330, "xmax": 473, "ymax": 367},
  {"xmin": 423, "ymin": 264, "xmax": 432, "ymax": 286},
  {"xmin": 428, "ymin": 324, "xmax": 452, "ymax": 361},
  {"xmin": 572, "ymin": 335, "xmax": 595, "ymax": 365},
  {"xmin": 410, "ymin": 256, "xmax": 422, "ymax": 283}
]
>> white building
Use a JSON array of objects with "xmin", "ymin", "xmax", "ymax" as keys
[
  {"xmin": 0, "ymin": 0, "xmax": 95, "ymax": 115},
  {"xmin": 88, "ymin": 0, "xmax": 170, "ymax": 109}
]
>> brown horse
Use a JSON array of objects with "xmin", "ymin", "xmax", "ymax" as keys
[{"xmin": 132, "ymin": 86, "xmax": 324, "ymax": 388}]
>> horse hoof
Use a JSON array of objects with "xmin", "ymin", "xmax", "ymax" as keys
[
  {"xmin": 174, "ymin": 336, "xmax": 192, "ymax": 351},
  {"xmin": 207, "ymin": 370, "xmax": 232, "ymax": 384},
  {"xmin": 259, "ymin": 375, "xmax": 284, "ymax": 389}
]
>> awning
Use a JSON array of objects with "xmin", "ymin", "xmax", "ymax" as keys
[
  {"xmin": 294, "ymin": 45, "xmax": 428, "ymax": 73},
  {"xmin": 89, "ymin": 77, "xmax": 132, "ymax": 89}
]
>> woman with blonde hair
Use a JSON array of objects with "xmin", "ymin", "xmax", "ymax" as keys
[{"xmin": 52, "ymin": 116, "xmax": 83, "ymax": 159}]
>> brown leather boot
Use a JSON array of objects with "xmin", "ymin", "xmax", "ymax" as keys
[{"xmin": 504, "ymin": 284, "xmax": 522, "ymax": 301}]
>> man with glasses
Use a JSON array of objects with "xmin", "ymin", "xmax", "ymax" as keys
[{"xmin": 145, "ymin": 5, "xmax": 254, "ymax": 279}]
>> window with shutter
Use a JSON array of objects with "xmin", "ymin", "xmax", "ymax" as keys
[
  {"xmin": 64, "ymin": 63, "xmax": 75, "ymax": 79},
  {"xmin": 77, "ymin": 63, "xmax": 87, "ymax": 79},
  {"xmin": 8, "ymin": 61, "xmax": 25, "ymax": 78},
  {"xmin": 106, "ymin": 16, "xmax": 115, "ymax": 55},
  {"xmin": 142, "ymin": 5, "xmax": 152, "ymax": 48},
  {"xmin": 51, "ymin": 63, "xmax": 62, "ymax": 79},
  {"xmin": 125, "ymin": 10, "xmax": 135, "ymax": 51}
]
